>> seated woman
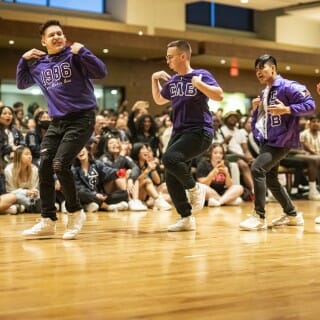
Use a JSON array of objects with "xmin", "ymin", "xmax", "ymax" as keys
[
  {"xmin": 25, "ymin": 110, "xmax": 51, "ymax": 166},
  {"xmin": 72, "ymin": 146, "xmax": 129, "ymax": 213},
  {"xmin": 196, "ymin": 143, "xmax": 243, "ymax": 206},
  {"xmin": 4, "ymin": 146, "xmax": 40, "ymax": 213},
  {"xmin": 0, "ymin": 105, "xmax": 24, "ymax": 165},
  {"xmin": 99, "ymin": 135, "xmax": 147, "ymax": 211},
  {"xmin": 130, "ymin": 142, "xmax": 171, "ymax": 211}
]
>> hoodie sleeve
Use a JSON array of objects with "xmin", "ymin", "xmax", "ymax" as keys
[
  {"xmin": 16, "ymin": 58, "xmax": 36, "ymax": 89},
  {"xmin": 286, "ymin": 82, "xmax": 315, "ymax": 117},
  {"xmin": 76, "ymin": 47, "xmax": 107, "ymax": 79}
]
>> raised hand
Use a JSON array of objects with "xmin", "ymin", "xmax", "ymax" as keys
[
  {"xmin": 152, "ymin": 70, "xmax": 171, "ymax": 81},
  {"xmin": 22, "ymin": 48, "xmax": 46, "ymax": 60},
  {"xmin": 70, "ymin": 42, "xmax": 84, "ymax": 54}
]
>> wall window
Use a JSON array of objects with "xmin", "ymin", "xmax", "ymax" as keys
[
  {"xmin": 16, "ymin": 0, "xmax": 46, "ymax": 5},
  {"xmin": 103, "ymin": 87, "xmax": 125, "ymax": 110},
  {"xmin": 2, "ymin": 0, "xmax": 105, "ymax": 13},
  {"xmin": 186, "ymin": 1, "xmax": 254, "ymax": 32},
  {"xmin": 50, "ymin": 0, "xmax": 104, "ymax": 13}
]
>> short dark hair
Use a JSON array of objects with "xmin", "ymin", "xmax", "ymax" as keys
[
  {"xmin": 255, "ymin": 54, "xmax": 277, "ymax": 70},
  {"xmin": 167, "ymin": 40, "xmax": 192, "ymax": 58},
  {"xmin": 39, "ymin": 20, "xmax": 62, "ymax": 36}
]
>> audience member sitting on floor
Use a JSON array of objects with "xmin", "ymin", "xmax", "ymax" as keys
[
  {"xmin": 25, "ymin": 110, "xmax": 51, "ymax": 166},
  {"xmin": 0, "ymin": 105, "xmax": 24, "ymax": 165},
  {"xmin": 220, "ymin": 111, "xmax": 254, "ymax": 197},
  {"xmin": 4, "ymin": 146, "xmax": 40, "ymax": 214},
  {"xmin": 196, "ymin": 143, "xmax": 243, "ymax": 206},
  {"xmin": 99, "ymin": 135, "xmax": 147, "ymax": 211},
  {"xmin": 298, "ymin": 113, "xmax": 320, "ymax": 200},
  {"xmin": 131, "ymin": 142, "xmax": 172, "ymax": 210},
  {"xmin": 72, "ymin": 145, "xmax": 129, "ymax": 213}
]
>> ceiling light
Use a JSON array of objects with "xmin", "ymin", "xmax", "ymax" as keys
[
  {"xmin": 220, "ymin": 59, "xmax": 226, "ymax": 65},
  {"xmin": 138, "ymin": 30, "xmax": 143, "ymax": 36},
  {"xmin": 9, "ymin": 40, "xmax": 15, "ymax": 45},
  {"xmin": 315, "ymin": 69, "xmax": 319, "ymax": 74},
  {"xmin": 102, "ymin": 48, "xmax": 109, "ymax": 54},
  {"xmin": 285, "ymin": 65, "xmax": 291, "ymax": 71},
  {"xmin": 240, "ymin": 0, "xmax": 249, "ymax": 3}
]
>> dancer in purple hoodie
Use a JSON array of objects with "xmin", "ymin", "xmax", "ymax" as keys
[
  {"xmin": 16, "ymin": 20, "xmax": 107, "ymax": 239},
  {"xmin": 151, "ymin": 40, "xmax": 223, "ymax": 232},
  {"xmin": 240, "ymin": 54, "xmax": 315, "ymax": 231}
]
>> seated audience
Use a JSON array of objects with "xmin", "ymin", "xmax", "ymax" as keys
[
  {"xmin": 4, "ymin": 146, "xmax": 40, "ymax": 213},
  {"xmin": 130, "ymin": 142, "xmax": 172, "ymax": 210},
  {"xmin": 72, "ymin": 146, "xmax": 129, "ymax": 213},
  {"xmin": 196, "ymin": 143, "xmax": 243, "ymax": 206}
]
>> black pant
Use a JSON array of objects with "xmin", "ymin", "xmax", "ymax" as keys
[
  {"xmin": 252, "ymin": 144, "xmax": 297, "ymax": 218},
  {"xmin": 162, "ymin": 129, "xmax": 212, "ymax": 218},
  {"xmin": 39, "ymin": 110, "xmax": 95, "ymax": 220}
]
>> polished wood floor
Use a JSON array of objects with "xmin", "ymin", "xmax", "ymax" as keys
[{"xmin": 1, "ymin": 200, "xmax": 320, "ymax": 320}]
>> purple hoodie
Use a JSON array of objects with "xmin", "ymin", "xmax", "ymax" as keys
[
  {"xmin": 252, "ymin": 75, "xmax": 315, "ymax": 148},
  {"xmin": 161, "ymin": 69, "xmax": 218, "ymax": 136},
  {"xmin": 16, "ymin": 46, "xmax": 107, "ymax": 118}
]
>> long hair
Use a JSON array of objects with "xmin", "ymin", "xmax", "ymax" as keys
[
  {"xmin": 12, "ymin": 146, "xmax": 33, "ymax": 188},
  {"xmin": 135, "ymin": 114, "xmax": 158, "ymax": 136}
]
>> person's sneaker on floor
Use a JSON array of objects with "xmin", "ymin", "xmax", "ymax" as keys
[
  {"xmin": 227, "ymin": 197, "xmax": 243, "ymax": 206},
  {"xmin": 128, "ymin": 199, "xmax": 147, "ymax": 211},
  {"xmin": 239, "ymin": 213, "xmax": 267, "ymax": 231},
  {"xmin": 208, "ymin": 197, "xmax": 221, "ymax": 207},
  {"xmin": 308, "ymin": 192, "xmax": 320, "ymax": 201},
  {"xmin": 85, "ymin": 202, "xmax": 100, "ymax": 213},
  {"xmin": 187, "ymin": 182, "xmax": 206, "ymax": 213},
  {"xmin": 60, "ymin": 201, "xmax": 67, "ymax": 213},
  {"xmin": 154, "ymin": 196, "xmax": 172, "ymax": 211},
  {"xmin": 108, "ymin": 201, "xmax": 129, "ymax": 211},
  {"xmin": 272, "ymin": 212, "xmax": 304, "ymax": 226},
  {"xmin": 62, "ymin": 209, "xmax": 86, "ymax": 240},
  {"xmin": 18, "ymin": 204, "xmax": 26, "ymax": 213},
  {"xmin": 22, "ymin": 218, "xmax": 56, "ymax": 237},
  {"xmin": 5, "ymin": 205, "xmax": 18, "ymax": 215},
  {"xmin": 168, "ymin": 216, "xmax": 196, "ymax": 232}
]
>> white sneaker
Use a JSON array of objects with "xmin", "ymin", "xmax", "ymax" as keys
[
  {"xmin": 62, "ymin": 210, "xmax": 86, "ymax": 240},
  {"xmin": 187, "ymin": 183, "xmax": 206, "ymax": 213},
  {"xmin": 272, "ymin": 212, "xmax": 304, "ymax": 226},
  {"xmin": 168, "ymin": 216, "xmax": 196, "ymax": 232},
  {"xmin": 239, "ymin": 214, "xmax": 267, "ymax": 231},
  {"xmin": 208, "ymin": 197, "xmax": 221, "ymax": 207},
  {"xmin": 154, "ymin": 196, "xmax": 172, "ymax": 210},
  {"xmin": 128, "ymin": 199, "xmax": 147, "ymax": 211},
  {"xmin": 108, "ymin": 201, "xmax": 129, "ymax": 211},
  {"xmin": 85, "ymin": 202, "xmax": 100, "ymax": 213},
  {"xmin": 5, "ymin": 205, "xmax": 18, "ymax": 215},
  {"xmin": 315, "ymin": 216, "xmax": 320, "ymax": 224},
  {"xmin": 18, "ymin": 204, "xmax": 26, "ymax": 213},
  {"xmin": 227, "ymin": 197, "xmax": 243, "ymax": 206},
  {"xmin": 308, "ymin": 192, "xmax": 320, "ymax": 201},
  {"xmin": 22, "ymin": 218, "xmax": 56, "ymax": 237},
  {"xmin": 60, "ymin": 201, "xmax": 67, "ymax": 213},
  {"xmin": 55, "ymin": 202, "xmax": 60, "ymax": 211}
]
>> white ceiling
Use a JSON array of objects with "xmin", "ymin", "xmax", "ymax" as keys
[{"xmin": 185, "ymin": 0, "xmax": 320, "ymax": 22}]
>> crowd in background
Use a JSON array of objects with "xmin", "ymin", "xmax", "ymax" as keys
[{"xmin": 0, "ymin": 98, "xmax": 319, "ymax": 215}]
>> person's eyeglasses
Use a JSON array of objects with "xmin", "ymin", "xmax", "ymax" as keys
[{"xmin": 165, "ymin": 54, "xmax": 181, "ymax": 61}]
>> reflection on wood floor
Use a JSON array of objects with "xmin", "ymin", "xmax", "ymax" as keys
[{"xmin": 1, "ymin": 200, "xmax": 320, "ymax": 319}]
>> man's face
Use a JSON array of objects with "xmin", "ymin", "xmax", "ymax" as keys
[
  {"xmin": 41, "ymin": 25, "xmax": 66, "ymax": 54},
  {"xmin": 255, "ymin": 63, "xmax": 275, "ymax": 85},
  {"xmin": 166, "ymin": 47, "xmax": 183, "ymax": 72}
]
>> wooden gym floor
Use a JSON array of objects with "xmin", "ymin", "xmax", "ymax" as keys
[{"xmin": 1, "ymin": 200, "xmax": 320, "ymax": 320}]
